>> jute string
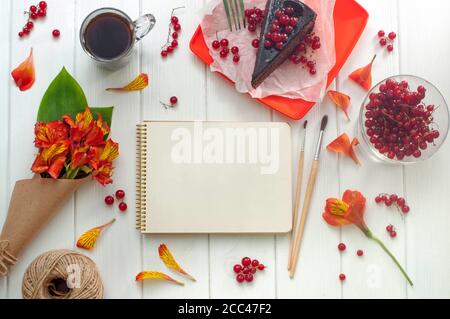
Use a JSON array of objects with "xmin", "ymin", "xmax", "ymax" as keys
[
  {"xmin": 0, "ymin": 240, "xmax": 18, "ymax": 276},
  {"xmin": 22, "ymin": 249, "xmax": 103, "ymax": 299}
]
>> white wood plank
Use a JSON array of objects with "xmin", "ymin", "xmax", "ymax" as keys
[
  {"xmin": 206, "ymin": 75, "xmax": 276, "ymax": 298},
  {"xmin": 398, "ymin": 0, "xmax": 450, "ymax": 299},
  {"xmin": 140, "ymin": 0, "xmax": 210, "ymax": 299},
  {"xmin": 274, "ymin": 85, "xmax": 341, "ymax": 298},
  {"xmin": 74, "ymin": 0, "xmax": 143, "ymax": 299},
  {"xmin": 337, "ymin": 0, "xmax": 407, "ymax": 298},
  {"xmin": 6, "ymin": 0, "xmax": 77, "ymax": 298},
  {"xmin": 0, "ymin": 0, "xmax": 11, "ymax": 299}
]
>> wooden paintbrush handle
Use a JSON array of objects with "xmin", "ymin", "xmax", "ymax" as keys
[
  {"xmin": 289, "ymin": 160, "xmax": 319, "ymax": 278},
  {"xmin": 288, "ymin": 150, "xmax": 305, "ymax": 270}
]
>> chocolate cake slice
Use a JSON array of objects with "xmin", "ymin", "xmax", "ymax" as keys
[{"xmin": 251, "ymin": 0, "xmax": 317, "ymax": 88}]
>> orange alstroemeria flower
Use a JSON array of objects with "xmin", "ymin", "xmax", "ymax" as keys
[
  {"xmin": 89, "ymin": 139, "xmax": 119, "ymax": 185},
  {"xmin": 63, "ymin": 107, "xmax": 109, "ymax": 147},
  {"xmin": 322, "ymin": 190, "xmax": 413, "ymax": 286},
  {"xmin": 31, "ymin": 141, "xmax": 70, "ymax": 179},
  {"xmin": 34, "ymin": 120, "xmax": 70, "ymax": 148}
]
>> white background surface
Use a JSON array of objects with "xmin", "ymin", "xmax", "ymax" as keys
[{"xmin": 1, "ymin": 0, "xmax": 450, "ymax": 299}]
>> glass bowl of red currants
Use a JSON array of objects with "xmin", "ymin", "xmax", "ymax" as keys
[{"xmin": 359, "ymin": 75, "xmax": 449, "ymax": 164}]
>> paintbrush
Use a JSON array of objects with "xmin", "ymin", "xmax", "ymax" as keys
[
  {"xmin": 288, "ymin": 120, "xmax": 308, "ymax": 270},
  {"xmin": 289, "ymin": 115, "xmax": 328, "ymax": 278}
]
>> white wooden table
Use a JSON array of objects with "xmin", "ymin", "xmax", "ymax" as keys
[{"xmin": 1, "ymin": 0, "xmax": 450, "ymax": 299}]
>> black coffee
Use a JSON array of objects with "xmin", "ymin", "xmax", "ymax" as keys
[{"xmin": 85, "ymin": 13, "xmax": 132, "ymax": 60}]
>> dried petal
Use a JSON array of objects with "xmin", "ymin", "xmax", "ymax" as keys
[
  {"xmin": 76, "ymin": 219, "xmax": 116, "ymax": 250},
  {"xmin": 106, "ymin": 73, "xmax": 149, "ymax": 92},
  {"xmin": 327, "ymin": 90, "xmax": 351, "ymax": 121},
  {"xmin": 11, "ymin": 48, "xmax": 35, "ymax": 91},
  {"xmin": 135, "ymin": 271, "xmax": 184, "ymax": 286},
  {"xmin": 327, "ymin": 133, "xmax": 361, "ymax": 165},
  {"xmin": 158, "ymin": 244, "xmax": 196, "ymax": 281},
  {"xmin": 348, "ymin": 55, "xmax": 376, "ymax": 91}
]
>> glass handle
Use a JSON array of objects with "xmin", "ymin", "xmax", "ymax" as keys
[{"xmin": 134, "ymin": 14, "xmax": 156, "ymax": 41}]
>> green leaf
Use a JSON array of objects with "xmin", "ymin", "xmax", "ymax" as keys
[{"xmin": 37, "ymin": 67, "xmax": 114, "ymax": 127}]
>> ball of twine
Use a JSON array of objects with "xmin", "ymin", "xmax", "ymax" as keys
[{"xmin": 22, "ymin": 249, "xmax": 103, "ymax": 299}]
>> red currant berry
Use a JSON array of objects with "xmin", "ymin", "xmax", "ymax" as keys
[
  {"xmin": 30, "ymin": 5, "xmax": 38, "ymax": 13},
  {"xmin": 252, "ymin": 39, "xmax": 260, "ymax": 48},
  {"xmin": 377, "ymin": 30, "xmax": 385, "ymax": 38},
  {"xmin": 386, "ymin": 224, "xmax": 394, "ymax": 232},
  {"xmin": 309, "ymin": 68, "xmax": 317, "ymax": 75},
  {"xmin": 338, "ymin": 243, "xmax": 346, "ymax": 251},
  {"xmin": 231, "ymin": 46, "xmax": 239, "ymax": 54},
  {"xmin": 219, "ymin": 50, "xmax": 228, "ymax": 58},
  {"xmin": 389, "ymin": 194, "xmax": 398, "ymax": 202},
  {"xmin": 170, "ymin": 96, "xmax": 178, "ymax": 105},
  {"xmin": 258, "ymin": 264, "xmax": 265, "ymax": 271},
  {"xmin": 312, "ymin": 41, "xmax": 321, "ymax": 50},
  {"xmin": 212, "ymin": 40, "xmax": 220, "ymax": 49},
  {"xmin": 115, "ymin": 189, "xmax": 125, "ymax": 199},
  {"xmin": 172, "ymin": 31, "xmax": 178, "ymax": 39},
  {"xmin": 251, "ymin": 259, "xmax": 259, "ymax": 267},
  {"xmin": 233, "ymin": 55, "xmax": 240, "ymax": 63},
  {"xmin": 241, "ymin": 257, "xmax": 251, "ymax": 267},
  {"xmin": 30, "ymin": 12, "xmax": 38, "ymax": 20},
  {"xmin": 233, "ymin": 264, "xmax": 242, "ymax": 273},
  {"xmin": 264, "ymin": 40, "xmax": 273, "ymax": 48},
  {"xmin": 173, "ymin": 24, "xmax": 181, "ymax": 32},
  {"xmin": 375, "ymin": 195, "xmax": 383, "ymax": 203},
  {"xmin": 171, "ymin": 40, "xmax": 178, "ymax": 48},
  {"xmin": 357, "ymin": 250, "xmax": 364, "ymax": 257},
  {"xmin": 37, "ymin": 9, "xmax": 46, "ymax": 18},
  {"xmin": 401, "ymin": 205, "xmax": 410, "ymax": 213},
  {"xmin": 339, "ymin": 273, "xmax": 346, "ymax": 281},
  {"xmin": 52, "ymin": 29, "xmax": 60, "ymax": 38},
  {"xmin": 236, "ymin": 274, "xmax": 245, "ymax": 283},
  {"xmin": 397, "ymin": 197, "xmax": 405, "ymax": 206},
  {"xmin": 379, "ymin": 38, "xmax": 387, "ymax": 46},
  {"xmin": 245, "ymin": 274, "xmax": 254, "ymax": 282},
  {"xmin": 171, "ymin": 16, "xmax": 179, "ymax": 25},
  {"xmin": 387, "ymin": 44, "xmax": 394, "ymax": 52},
  {"xmin": 18, "ymin": 31, "xmax": 25, "ymax": 38},
  {"xmin": 242, "ymin": 267, "xmax": 250, "ymax": 275},
  {"xmin": 388, "ymin": 32, "xmax": 397, "ymax": 40},
  {"xmin": 26, "ymin": 21, "xmax": 34, "ymax": 29},
  {"xmin": 105, "ymin": 195, "xmax": 114, "ymax": 206},
  {"xmin": 248, "ymin": 23, "xmax": 256, "ymax": 32},
  {"xmin": 390, "ymin": 230, "xmax": 397, "ymax": 238},
  {"xmin": 167, "ymin": 45, "xmax": 174, "ymax": 53},
  {"xmin": 39, "ymin": 1, "xmax": 47, "ymax": 9},
  {"xmin": 161, "ymin": 50, "xmax": 168, "ymax": 57},
  {"xmin": 220, "ymin": 39, "xmax": 229, "ymax": 47},
  {"xmin": 23, "ymin": 27, "xmax": 31, "ymax": 35},
  {"xmin": 385, "ymin": 199, "xmax": 393, "ymax": 206},
  {"xmin": 119, "ymin": 202, "xmax": 128, "ymax": 212},
  {"xmin": 251, "ymin": 267, "xmax": 257, "ymax": 274}
]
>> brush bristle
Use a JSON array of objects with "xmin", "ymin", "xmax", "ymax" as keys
[
  {"xmin": 303, "ymin": 120, "xmax": 308, "ymax": 129},
  {"xmin": 320, "ymin": 115, "xmax": 328, "ymax": 131}
]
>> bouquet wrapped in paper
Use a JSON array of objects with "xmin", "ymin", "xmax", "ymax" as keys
[{"xmin": 0, "ymin": 68, "xmax": 118, "ymax": 276}]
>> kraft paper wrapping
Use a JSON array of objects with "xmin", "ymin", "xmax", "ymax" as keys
[{"xmin": 0, "ymin": 176, "xmax": 88, "ymax": 276}]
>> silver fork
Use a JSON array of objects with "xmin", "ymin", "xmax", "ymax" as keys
[{"xmin": 223, "ymin": 0, "xmax": 246, "ymax": 31}]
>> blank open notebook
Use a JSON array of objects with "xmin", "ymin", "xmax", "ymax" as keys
[{"xmin": 136, "ymin": 121, "xmax": 292, "ymax": 234}]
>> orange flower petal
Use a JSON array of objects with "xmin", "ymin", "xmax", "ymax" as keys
[
  {"xmin": 327, "ymin": 133, "xmax": 361, "ymax": 165},
  {"xmin": 327, "ymin": 90, "xmax": 351, "ymax": 121},
  {"xmin": 76, "ymin": 219, "xmax": 116, "ymax": 250},
  {"xmin": 106, "ymin": 73, "xmax": 149, "ymax": 92},
  {"xmin": 158, "ymin": 244, "xmax": 196, "ymax": 281},
  {"xmin": 11, "ymin": 48, "xmax": 35, "ymax": 91},
  {"xmin": 135, "ymin": 271, "xmax": 184, "ymax": 286},
  {"xmin": 348, "ymin": 55, "xmax": 376, "ymax": 91}
]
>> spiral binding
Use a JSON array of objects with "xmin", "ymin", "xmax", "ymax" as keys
[{"xmin": 136, "ymin": 124, "xmax": 148, "ymax": 231}]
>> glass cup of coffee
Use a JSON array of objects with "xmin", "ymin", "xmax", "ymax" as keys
[{"xmin": 80, "ymin": 8, "xmax": 155, "ymax": 70}]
